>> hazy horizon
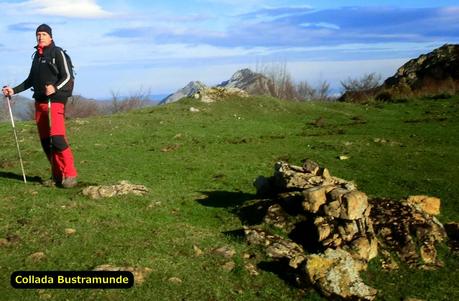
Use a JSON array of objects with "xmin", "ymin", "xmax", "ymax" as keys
[{"xmin": 0, "ymin": 0, "xmax": 458, "ymax": 99}]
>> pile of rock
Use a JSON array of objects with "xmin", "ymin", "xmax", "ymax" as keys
[
  {"xmin": 248, "ymin": 159, "xmax": 451, "ymax": 300},
  {"xmin": 255, "ymin": 160, "xmax": 377, "ymax": 261}
]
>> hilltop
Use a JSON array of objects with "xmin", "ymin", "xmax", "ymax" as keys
[{"xmin": 0, "ymin": 95, "xmax": 458, "ymax": 300}]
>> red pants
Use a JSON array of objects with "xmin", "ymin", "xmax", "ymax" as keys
[{"xmin": 35, "ymin": 102, "xmax": 77, "ymax": 180}]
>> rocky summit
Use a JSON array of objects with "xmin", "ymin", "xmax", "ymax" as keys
[
  {"xmin": 218, "ymin": 68, "xmax": 275, "ymax": 97},
  {"xmin": 159, "ymin": 81, "xmax": 207, "ymax": 104},
  {"xmin": 340, "ymin": 44, "xmax": 459, "ymax": 102},
  {"xmin": 383, "ymin": 44, "xmax": 459, "ymax": 94},
  {"xmin": 159, "ymin": 68, "xmax": 275, "ymax": 104}
]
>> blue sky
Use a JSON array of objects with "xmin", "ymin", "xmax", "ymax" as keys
[{"xmin": 0, "ymin": 0, "xmax": 458, "ymax": 99}]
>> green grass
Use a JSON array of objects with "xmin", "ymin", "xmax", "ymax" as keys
[{"xmin": 0, "ymin": 95, "xmax": 458, "ymax": 300}]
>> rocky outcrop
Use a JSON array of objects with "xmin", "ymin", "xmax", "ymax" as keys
[
  {"xmin": 246, "ymin": 159, "xmax": 452, "ymax": 299},
  {"xmin": 340, "ymin": 44, "xmax": 459, "ymax": 102},
  {"xmin": 193, "ymin": 87, "xmax": 249, "ymax": 103},
  {"xmin": 383, "ymin": 44, "xmax": 459, "ymax": 94},
  {"xmin": 159, "ymin": 81, "xmax": 207, "ymax": 104},
  {"xmin": 218, "ymin": 68, "xmax": 275, "ymax": 97}
]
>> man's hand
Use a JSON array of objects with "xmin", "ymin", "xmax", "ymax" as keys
[
  {"xmin": 2, "ymin": 86, "xmax": 14, "ymax": 97},
  {"xmin": 45, "ymin": 84, "xmax": 56, "ymax": 96}
]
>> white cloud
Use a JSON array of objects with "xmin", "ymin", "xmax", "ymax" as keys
[{"xmin": 3, "ymin": 0, "xmax": 112, "ymax": 18}]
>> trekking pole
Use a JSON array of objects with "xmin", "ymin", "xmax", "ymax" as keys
[
  {"xmin": 48, "ymin": 98, "xmax": 54, "ymax": 181},
  {"xmin": 4, "ymin": 95, "xmax": 27, "ymax": 184}
]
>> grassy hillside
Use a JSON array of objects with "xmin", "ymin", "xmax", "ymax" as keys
[{"xmin": 0, "ymin": 96, "xmax": 458, "ymax": 300}]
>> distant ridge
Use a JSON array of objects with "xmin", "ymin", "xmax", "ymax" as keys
[{"xmin": 159, "ymin": 69, "xmax": 275, "ymax": 104}]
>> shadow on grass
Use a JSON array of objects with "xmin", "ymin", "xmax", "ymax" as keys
[
  {"xmin": 222, "ymin": 229, "xmax": 246, "ymax": 240},
  {"xmin": 196, "ymin": 190, "xmax": 275, "ymax": 225},
  {"xmin": 258, "ymin": 259, "xmax": 311, "ymax": 290},
  {"xmin": 0, "ymin": 171, "xmax": 42, "ymax": 184},
  {"xmin": 196, "ymin": 190, "xmax": 255, "ymax": 208},
  {"xmin": 197, "ymin": 191, "xmax": 321, "ymax": 293}
]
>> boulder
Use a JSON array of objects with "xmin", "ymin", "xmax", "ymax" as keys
[
  {"xmin": 302, "ymin": 186, "xmax": 327, "ymax": 213},
  {"xmin": 305, "ymin": 248, "xmax": 377, "ymax": 300},
  {"xmin": 340, "ymin": 191, "xmax": 369, "ymax": 220}
]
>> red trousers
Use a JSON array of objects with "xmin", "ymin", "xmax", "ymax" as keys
[{"xmin": 35, "ymin": 102, "xmax": 77, "ymax": 180}]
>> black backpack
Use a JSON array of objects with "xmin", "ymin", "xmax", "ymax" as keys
[{"xmin": 45, "ymin": 47, "xmax": 75, "ymax": 94}]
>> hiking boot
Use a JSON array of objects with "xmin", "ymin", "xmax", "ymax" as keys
[{"xmin": 61, "ymin": 177, "xmax": 78, "ymax": 188}]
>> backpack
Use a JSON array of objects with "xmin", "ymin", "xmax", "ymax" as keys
[{"xmin": 45, "ymin": 47, "xmax": 75, "ymax": 94}]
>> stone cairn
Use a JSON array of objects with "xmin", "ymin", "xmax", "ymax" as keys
[{"xmin": 246, "ymin": 160, "xmax": 450, "ymax": 300}]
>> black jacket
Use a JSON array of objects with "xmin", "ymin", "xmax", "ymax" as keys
[{"xmin": 13, "ymin": 42, "xmax": 73, "ymax": 103}]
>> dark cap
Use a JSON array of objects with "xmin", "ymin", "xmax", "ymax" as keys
[{"xmin": 36, "ymin": 24, "xmax": 52, "ymax": 37}]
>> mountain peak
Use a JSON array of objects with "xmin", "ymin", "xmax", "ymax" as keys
[
  {"xmin": 159, "ymin": 68, "xmax": 276, "ymax": 104},
  {"xmin": 160, "ymin": 81, "xmax": 208, "ymax": 104},
  {"xmin": 218, "ymin": 68, "xmax": 275, "ymax": 96}
]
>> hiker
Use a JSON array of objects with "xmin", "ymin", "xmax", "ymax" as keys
[{"xmin": 2, "ymin": 24, "xmax": 78, "ymax": 188}]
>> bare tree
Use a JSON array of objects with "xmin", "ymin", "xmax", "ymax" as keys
[
  {"xmin": 109, "ymin": 90, "xmax": 122, "ymax": 114},
  {"xmin": 341, "ymin": 73, "xmax": 382, "ymax": 93},
  {"xmin": 296, "ymin": 80, "xmax": 331, "ymax": 101},
  {"xmin": 316, "ymin": 80, "xmax": 331, "ymax": 101},
  {"xmin": 296, "ymin": 80, "xmax": 316, "ymax": 100},
  {"xmin": 109, "ymin": 88, "xmax": 151, "ymax": 114},
  {"xmin": 65, "ymin": 95, "xmax": 102, "ymax": 119},
  {"xmin": 256, "ymin": 61, "xmax": 300, "ymax": 100}
]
